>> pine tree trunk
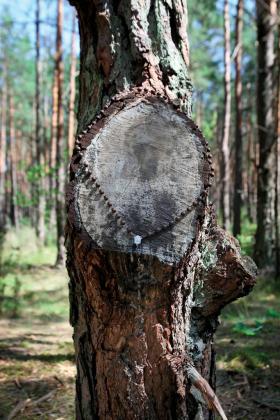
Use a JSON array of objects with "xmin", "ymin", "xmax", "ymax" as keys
[
  {"xmin": 67, "ymin": 11, "xmax": 77, "ymax": 158},
  {"xmin": 254, "ymin": 0, "xmax": 277, "ymax": 267},
  {"xmin": 220, "ymin": 0, "xmax": 231, "ymax": 231},
  {"xmin": 0, "ymin": 66, "xmax": 7, "ymax": 228},
  {"xmin": 49, "ymin": 65, "xmax": 58, "ymax": 231},
  {"xmin": 246, "ymin": 93, "xmax": 254, "ymax": 223},
  {"xmin": 35, "ymin": 0, "xmax": 46, "ymax": 243},
  {"xmin": 233, "ymin": 0, "xmax": 243, "ymax": 237},
  {"xmin": 66, "ymin": 1, "xmax": 256, "ymax": 418},
  {"xmin": 275, "ymin": 13, "xmax": 280, "ymax": 277},
  {"xmin": 55, "ymin": 0, "xmax": 65, "ymax": 265},
  {"xmin": 8, "ymin": 94, "xmax": 19, "ymax": 229}
]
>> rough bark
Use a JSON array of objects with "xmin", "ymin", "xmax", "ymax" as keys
[
  {"xmin": 35, "ymin": 0, "xmax": 46, "ymax": 243},
  {"xmin": 220, "ymin": 0, "xmax": 231, "ymax": 231},
  {"xmin": 233, "ymin": 0, "xmax": 243, "ymax": 237},
  {"xmin": 68, "ymin": 11, "xmax": 77, "ymax": 158},
  {"xmin": 254, "ymin": 0, "xmax": 277, "ymax": 267},
  {"xmin": 55, "ymin": 0, "xmax": 65, "ymax": 265},
  {"xmin": 72, "ymin": 0, "xmax": 192, "ymax": 133},
  {"xmin": 66, "ymin": 1, "xmax": 256, "ymax": 419}
]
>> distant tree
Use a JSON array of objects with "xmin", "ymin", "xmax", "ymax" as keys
[
  {"xmin": 0, "ymin": 63, "xmax": 7, "ymax": 227},
  {"xmin": 35, "ymin": 0, "xmax": 46, "ymax": 242},
  {"xmin": 67, "ymin": 11, "xmax": 76, "ymax": 158},
  {"xmin": 275, "ymin": 10, "xmax": 280, "ymax": 277},
  {"xmin": 254, "ymin": 0, "xmax": 277, "ymax": 267},
  {"xmin": 221, "ymin": 0, "xmax": 231, "ymax": 230},
  {"xmin": 233, "ymin": 0, "xmax": 243, "ymax": 237},
  {"xmin": 8, "ymin": 93, "xmax": 18, "ymax": 229},
  {"xmin": 55, "ymin": 0, "xmax": 65, "ymax": 265}
]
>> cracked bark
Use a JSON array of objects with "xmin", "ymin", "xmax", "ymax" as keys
[{"xmin": 66, "ymin": 1, "xmax": 257, "ymax": 419}]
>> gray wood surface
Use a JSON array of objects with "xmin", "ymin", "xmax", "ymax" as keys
[{"xmin": 76, "ymin": 98, "xmax": 210, "ymax": 263}]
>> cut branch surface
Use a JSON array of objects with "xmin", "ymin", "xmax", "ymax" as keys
[{"xmin": 73, "ymin": 92, "xmax": 212, "ymax": 263}]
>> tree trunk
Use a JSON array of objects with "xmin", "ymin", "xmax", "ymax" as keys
[
  {"xmin": 55, "ymin": 0, "xmax": 65, "ymax": 265},
  {"xmin": 254, "ymin": 0, "xmax": 277, "ymax": 267},
  {"xmin": 68, "ymin": 11, "xmax": 77, "ymax": 158},
  {"xmin": 66, "ymin": 1, "xmax": 256, "ymax": 419},
  {"xmin": 35, "ymin": 0, "xmax": 46, "ymax": 243},
  {"xmin": 0, "ymin": 66, "xmax": 7, "ymax": 228},
  {"xmin": 8, "ymin": 94, "xmax": 19, "ymax": 229},
  {"xmin": 275, "ymin": 12, "xmax": 280, "ymax": 277},
  {"xmin": 246, "ymin": 89, "xmax": 254, "ymax": 223},
  {"xmin": 233, "ymin": 0, "xmax": 243, "ymax": 237},
  {"xmin": 49, "ymin": 62, "xmax": 58, "ymax": 231},
  {"xmin": 220, "ymin": 0, "xmax": 231, "ymax": 231}
]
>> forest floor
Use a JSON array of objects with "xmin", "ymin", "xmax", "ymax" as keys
[{"xmin": 0, "ymin": 227, "xmax": 280, "ymax": 419}]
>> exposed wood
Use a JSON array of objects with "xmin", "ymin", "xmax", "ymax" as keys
[
  {"xmin": 76, "ymin": 93, "xmax": 212, "ymax": 262},
  {"xmin": 187, "ymin": 364, "xmax": 228, "ymax": 420},
  {"xmin": 233, "ymin": 0, "xmax": 243, "ymax": 237}
]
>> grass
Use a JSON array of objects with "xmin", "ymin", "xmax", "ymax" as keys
[
  {"xmin": 216, "ymin": 278, "xmax": 280, "ymax": 418},
  {"xmin": 0, "ymin": 226, "xmax": 69, "ymax": 320},
  {"xmin": 0, "ymin": 226, "xmax": 75, "ymax": 419}
]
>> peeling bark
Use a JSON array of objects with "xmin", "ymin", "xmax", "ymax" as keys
[{"xmin": 66, "ymin": 1, "xmax": 257, "ymax": 418}]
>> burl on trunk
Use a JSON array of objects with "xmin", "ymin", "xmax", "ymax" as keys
[{"xmin": 66, "ymin": 1, "xmax": 256, "ymax": 419}]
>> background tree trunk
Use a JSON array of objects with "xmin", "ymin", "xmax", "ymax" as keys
[
  {"xmin": 233, "ymin": 0, "xmax": 243, "ymax": 237},
  {"xmin": 49, "ymin": 66, "xmax": 58, "ymax": 230},
  {"xmin": 55, "ymin": 0, "xmax": 65, "ymax": 265},
  {"xmin": 67, "ymin": 11, "xmax": 77, "ymax": 158},
  {"xmin": 66, "ymin": 1, "xmax": 256, "ymax": 419},
  {"xmin": 254, "ymin": 0, "xmax": 277, "ymax": 267},
  {"xmin": 35, "ymin": 0, "xmax": 46, "ymax": 243},
  {"xmin": 220, "ymin": 0, "xmax": 231, "ymax": 231},
  {"xmin": 275, "ymin": 12, "xmax": 280, "ymax": 277},
  {"xmin": 0, "ymin": 65, "xmax": 7, "ymax": 228},
  {"xmin": 8, "ymin": 94, "xmax": 18, "ymax": 229}
]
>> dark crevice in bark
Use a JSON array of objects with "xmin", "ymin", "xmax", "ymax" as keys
[{"xmin": 169, "ymin": 7, "xmax": 183, "ymax": 53}]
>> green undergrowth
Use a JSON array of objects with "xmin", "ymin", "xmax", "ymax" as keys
[
  {"xmin": 217, "ymin": 277, "xmax": 280, "ymax": 373},
  {"xmin": 236, "ymin": 218, "xmax": 257, "ymax": 257},
  {"xmin": 0, "ymin": 226, "xmax": 69, "ymax": 320},
  {"xmin": 216, "ymin": 213, "xmax": 257, "ymax": 257}
]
